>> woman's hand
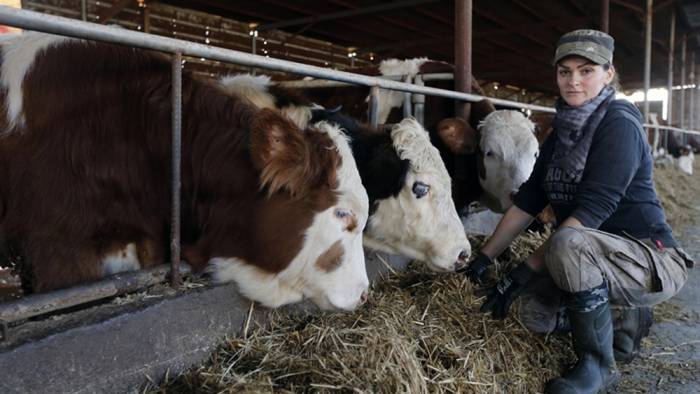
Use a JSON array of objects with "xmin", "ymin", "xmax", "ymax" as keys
[
  {"xmin": 476, "ymin": 262, "xmax": 536, "ymax": 319},
  {"xmin": 461, "ymin": 251, "xmax": 493, "ymax": 284}
]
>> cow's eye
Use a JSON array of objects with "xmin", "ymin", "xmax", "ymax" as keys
[
  {"xmin": 412, "ymin": 181, "xmax": 430, "ymax": 199},
  {"xmin": 484, "ymin": 150, "xmax": 493, "ymax": 157},
  {"xmin": 335, "ymin": 208, "xmax": 351, "ymax": 219}
]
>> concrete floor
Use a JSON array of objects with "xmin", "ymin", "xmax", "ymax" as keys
[{"xmin": 615, "ymin": 216, "xmax": 700, "ymax": 393}]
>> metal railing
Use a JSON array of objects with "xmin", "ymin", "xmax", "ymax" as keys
[
  {"xmin": 0, "ymin": 7, "xmax": 555, "ymax": 113},
  {"xmin": 0, "ymin": 5, "xmax": 699, "ymax": 330}
]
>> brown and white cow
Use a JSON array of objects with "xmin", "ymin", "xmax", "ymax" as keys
[
  {"xmin": 433, "ymin": 110, "xmax": 539, "ymax": 213},
  {"xmin": 0, "ymin": 33, "xmax": 369, "ymax": 311},
  {"xmin": 220, "ymin": 74, "xmax": 471, "ymax": 271}
]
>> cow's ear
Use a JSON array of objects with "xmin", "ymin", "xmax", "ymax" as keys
[
  {"xmin": 437, "ymin": 117, "xmax": 478, "ymax": 154},
  {"xmin": 249, "ymin": 108, "xmax": 310, "ymax": 196},
  {"xmin": 469, "ymin": 99, "xmax": 496, "ymax": 131}
]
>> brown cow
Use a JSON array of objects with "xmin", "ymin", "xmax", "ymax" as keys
[{"xmin": 0, "ymin": 32, "xmax": 370, "ymax": 311}]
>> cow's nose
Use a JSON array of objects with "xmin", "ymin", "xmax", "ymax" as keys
[
  {"xmin": 359, "ymin": 290, "xmax": 369, "ymax": 306},
  {"xmin": 454, "ymin": 250, "xmax": 470, "ymax": 272},
  {"xmin": 458, "ymin": 250, "xmax": 470, "ymax": 261}
]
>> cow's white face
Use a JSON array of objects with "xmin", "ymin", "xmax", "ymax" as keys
[
  {"xmin": 208, "ymin": 122, "xmax": 369, "ymax": 311},
  {"xmin": 478, "ymin": 111, "xmax": 539, "ymax": 213},
  {"xmin": 296, "ymin": 122, "xmax": 369, "ymax": 310},
  {"xmin": 365, "ymin": 118, "xmax": 470, "ymax": 271}
]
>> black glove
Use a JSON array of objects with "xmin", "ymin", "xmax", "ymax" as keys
[
  {"xmin": 475, "ymin": 262, "xmax": 535, "ymax": 320},
  {"xmin": 460, "ymin": 251, "xmax": 493, "ymax": 284}
]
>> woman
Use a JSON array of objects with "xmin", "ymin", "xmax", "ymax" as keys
[{"xmin": 463, "ymin": 29, "xmax": 694, "ymax": 394}]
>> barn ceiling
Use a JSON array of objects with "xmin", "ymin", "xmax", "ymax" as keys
[{"xmin": 159, "ymin": 0, "xmax": 700, "ymax": 95}]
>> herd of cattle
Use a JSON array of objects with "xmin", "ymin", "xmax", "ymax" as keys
[{"xmin": 0, "ymin": 32, "xmax": 546, "ymax": 311}]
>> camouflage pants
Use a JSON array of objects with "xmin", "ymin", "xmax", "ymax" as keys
[{"xmin": 519, "ymin": 226, "xmax": 692, "ymax": 334}]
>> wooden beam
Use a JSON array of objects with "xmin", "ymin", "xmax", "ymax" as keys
[
  {"xmin": 611, "ymin": 0, "xmax": 645, "ymax": 15},
  {"xmin": 475, "ymin": 7, "xmax": 552, "ymax": 49},
  {"xmin": 329, "ymin": 0, "xmax": 449, "ymax": 40},
  {"xmin": 653, "ymin": 0, "xmax": 676, "ymax": 13},
  {"xmin": 601, "ymin": 0, "xmax": 610, "ymax": 33},
  {"xmin": 258, "ymin": 0, "xmax": 439, "ymax": 31},
  {"xmin": 97, "ymin": 0, "xmax": 133, "ymax": 24}
]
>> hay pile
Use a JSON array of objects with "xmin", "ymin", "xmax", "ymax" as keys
[
  {"xmin": 153, "ymin": 230, "xmax": 574, "ymax": 394},
  {"xmin": 653, "ymin": 157, "xmax": 700, "ymax": 234},
  {"xmin": 150, "ymin": 155, "xmax": 700, "ymax": 393}
]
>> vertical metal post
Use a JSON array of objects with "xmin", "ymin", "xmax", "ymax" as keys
[
  {"xmin": 695, "ymin": 63, "xmax": 699, "ymax": 131},
  {"xmin": 680, "ymin": 34, "xmax": 687, "ymax": 130},
  {"xmin": 454, "ymin": 0, "xmax": 472, "ymax": 121},
  {"xmin": 369, "ymin": 86, "xmax": 379, "ymax": 128},
  {"xmin": 600, "ymin": 0, "xmax": 610, "ymax": 33},
  {"xmin": 643, "ymin": 0, "xmax": 653, "ymax": 124},
  {"xmin": 413, "ymin": 74, "xmax": 425, "ymax": 126},
  {"xmin": 666, "ymin": 8, "xmax": 675, "ymax": 151},
  {"xmin": 170, "ymin": 51, "xmax": 182, "ymax": 289},
  {"xmin": 81, "ymin": 0, "xmax": 87, "ymax": 21},
  {"xmin": 143, "ymin": 5, "xmax": 151, "ymax": 33},
  {"xmin": 402, "ymin": 74, "xmax": 413, "ymax": 119},
  {"xmin": 690, "ymin": 52, "xmax": 696, "ymax": 136},
  {"xmin": 250, "ymin": 34, "xmax": 257, "ymax": 75}
]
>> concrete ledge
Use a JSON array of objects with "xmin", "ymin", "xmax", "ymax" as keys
[
  {"xmin": 0, "ymin": 250, "xmax": 411, "ymax": 394},
  {"xmin": 462, "ymin": 209, "xmax": 502, "ymax": 236}
]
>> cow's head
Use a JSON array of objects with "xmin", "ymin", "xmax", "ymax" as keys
[
  {"xmin": 208, "ymin": 110, "xmax": 369, "ymax": 311},
  {"xmin": 477, "ymin": 110, "xmax": 538, "ymax": 212},
  {"xmin": 436, "ymin": 99, "xmax": 497, "ymax": 155},
  {"xmin": 365, "ymin": 118, "xmax": 470, "ymax": 271}
]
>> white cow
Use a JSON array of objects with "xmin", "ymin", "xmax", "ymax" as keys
[{"xmin": 478, "ymin": 110, "xmax": 539, "ymax": 212}]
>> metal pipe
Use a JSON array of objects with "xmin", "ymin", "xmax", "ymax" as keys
[
  {"xmin": 402, "ymin": 74, "xmax": 412, "ymax": 119},
  {"xmin": 666, "ymin": 8, "xmax": 675, "ymax": 152},
  {"xmin": 680, "ymin": 34, "xmax": 687, "ymax": 130},
  {"xmin": 642, "ymin": 123, "xmax": 700, "ymax": 137},
  {"xmin": 143, "ymin": 4, "xmax": 150, "ymax": 33},
  {"xmin": 0, "ymin": 7, "xmax": 555, "ymax": 113},
  {"xmin": 369, "ymin": 86, "xmax": 380, "ymax": 127},
  {"xmin": 601, "ymin": 0, "xmax": 610, "ymax": 33},
  {"xmin": 454, "ymin": 0, "xmax": 472, "ymax": 121},
  {"xmin": 170, "ymin": 51, "xmax": 182, "ymax": 289},
  {"xmin": 250, "ymin": 33, "xmax": 257, "ymax": 75},
  {"xmin": 278, "ymin": 74, "xmax": 405, "ymax": 89},
  {"xmin": 696, "ymin": 65, "xmax": 699, "ymax": 131},
  {"xmin": 80, "ymin": 0, "xmax": 87, "ymax": 21},
  {"xmin": 413, "ymin": 75, "xmax": 425, "ymax": 125},
  {"xmin": 420, "ymin": 73, "xmax": 454, "ymax": 81},
  {"xmin": 690, "ymin": 52, "xmax": 696, "ymax": 137},
  {"xmin": 643, "ymin": 0, "xmax": 653, "ymax": 124},
  {"xmin": 0, "ymin": 265, "xmax": 191, "ymax": 326}
]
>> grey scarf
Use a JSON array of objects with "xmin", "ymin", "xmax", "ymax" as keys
[{"xmin": 550, "ymin": 85, "xmax": 616, "ymax": 182}]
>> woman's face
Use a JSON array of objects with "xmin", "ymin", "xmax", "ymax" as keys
[{"xmin": 556, "ymin": 56, "xmax": 614, "ymax": 107}]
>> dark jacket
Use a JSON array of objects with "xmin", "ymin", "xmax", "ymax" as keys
[{"xmin": 513, "ymin": 99, "xmax": 677, "ymax": 247}]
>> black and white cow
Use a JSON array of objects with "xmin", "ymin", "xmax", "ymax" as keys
[{"xmin": 220, "ymin": 74, "xmax": 472, "ymax": 272}]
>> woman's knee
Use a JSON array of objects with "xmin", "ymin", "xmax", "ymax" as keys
[{"xmin": 544, "ymin": 227, "xmax": 604, "ymax": 292}]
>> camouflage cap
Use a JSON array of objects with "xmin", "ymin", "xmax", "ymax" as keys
[{"xmin": 553, "ymin": 29, "xmax": 614, "ymax": 65}]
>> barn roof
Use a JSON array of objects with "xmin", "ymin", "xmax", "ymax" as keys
[
  {"xmin": 20, "ymin": 0, "xmax": 700, "ymax": 97},
  {"xmin": 158, "ymin": 0, "xmax": 700, "ymax": 95}
]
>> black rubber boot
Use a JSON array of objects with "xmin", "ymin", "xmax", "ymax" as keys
[
  {"xmin": 545, "ymin": 285, "xmax": 619, "ymax": 394},
  {"xmin": 612, "ymin": 306, "xmax": 653, "ymax": 364}
]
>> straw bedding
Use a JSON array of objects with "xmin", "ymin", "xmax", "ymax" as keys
[
  {"xmin": 151, "ymin": 158, "xmax": 700, "ymax": 394},
  {"xmin": 152, "ymin": 230, "xmax": 576, "ymax": 394}
]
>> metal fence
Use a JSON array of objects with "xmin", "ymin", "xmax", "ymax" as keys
[{"xmin": 0, "ymin": 5, "xmax": 698, "ymax": 333}]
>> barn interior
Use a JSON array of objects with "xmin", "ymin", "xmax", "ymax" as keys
[
  {"xmin": 17, "ymin": 0, "xmax": 700, "ymax": 121},
  {"xmin": 0, "ymin": 1, "xmax": 699, "ymax": 393}
]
